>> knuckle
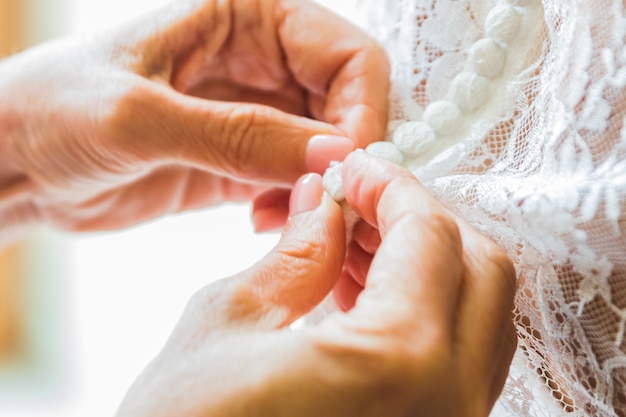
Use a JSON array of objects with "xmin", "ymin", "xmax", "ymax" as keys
[
  {"xmin": 385, "ymin": 178, "xmax": 463, "ymax": 249},
  {"xmin": 484, "ymin": 242, "xmax": 517, "ymax": 297},
  {"xmin": 317, "ymin": 319, "xmax": 452, "ymax": 390},
  {"xmin": 214, "ymin": 104, "xmax": 270, "ymax": 176},
  {"xmin": 99, "ymin": 80, "xmax": 161, "ymax": 155},
  {"xmin": 355, "ymin": 37, "xmax": 390, "ymax": 73},
  {"xmin": 184, "ymin": 279, "xmax": 259, "ymax": 325},
  {"xmin": 186, "ymin": 283, "xmax": 223, "ymax": 314},
  {"xmin": 101, "ymin": 81, "xmax": 149, "ymax": 133},
  {"xmin": 97, "ymin": 81, "xmax": 170, "ymax": 169},
  {"xmin": 370, "ymin": 41, "xmax": 391, "ymax": 72},
  {"xmin": 275, "ymin": 237, "xmax": 327, "ymax": 276},
  {"xmin": 405, "ymin": 209, "xmax": 462, "ymax": 251},
  {"xmin": 373, "ymin": 337, "xmax": 451, "ymax": 394},
  {"xmin": 427, "ymin": 211, "xmax": 462, "ymax": 243}
]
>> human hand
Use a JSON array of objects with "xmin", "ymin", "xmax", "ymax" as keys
[
  {"xmin": 0, "ymin": 0, "xmax": 389, "ymax": 233},
  {"xmin": 115, "ymin": 152, "xmax": 517, "ymax": 417}
]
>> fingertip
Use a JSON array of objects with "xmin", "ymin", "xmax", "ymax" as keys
[
  {"xmin": 340, "ymin": 151, "xmax": 415, "ymax": 226},
  {"xmin": 289, "ymin": 173, "xmax": 324, "ymax": 217},
  {"xmin": 305, "ymin": 134, "xmax": 355, "ymax": 174}
]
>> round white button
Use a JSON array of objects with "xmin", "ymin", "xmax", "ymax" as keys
[
  {"xmin": 423, "ymin": 101, "xmax": 463, "ymax": 136},
  {"xmin": 392, "ymin": 121, "xmax": 437, "ymax": 157},
  {"xmin": 469, "ymin": 38, "xmax": 506, "ymax": 78},
  {"xmin": 485, "ymin": 5, "xmax": 523, "ymax": 44},
  {"xmin": 322, "ymin": 163, "xmax": 345, "ymax": 201},
  {"xmin": 449, "ymin": 72, "xmax": 490, "ymax": 112}
]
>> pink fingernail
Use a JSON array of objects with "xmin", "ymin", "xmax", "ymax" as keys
[
  {"xmin": 289, "ymin": 173, "xmax": 324, "ymax": 216},
  {"xmin": 305, "ymin": 135, "xmax": 354, "ymax": 173}
]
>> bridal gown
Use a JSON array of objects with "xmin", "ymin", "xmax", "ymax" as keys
[{"xmin": 330, "ymin": 0, "xmax": 626, "ymax": 415}]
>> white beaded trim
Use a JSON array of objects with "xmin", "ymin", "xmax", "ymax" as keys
[
  {"xmin": 392, "ymin": 121, "xmax": 436, "ymax": 157},
  {"xmin": 423, "ymin": 101, "xmax": 463, "ymax": 136},
  {"xmin": 449, "ymin": 72, "xmax": 490, "ymax": 113},
  {"xmin": 469, "ymin": 38, "xmax": 507, "ymax": 78},
  {"xmin": 322, "ymin": 162, "xmax": 345, "ymax": 201},
  {"xmin": 485, "ymin": 5, "xmax": 523, "ymax": 44},
  {"xmin": 365, "ymin": 142, "xmax": 404, "ymax": 165},
  {"xmin": 323, "ymin": 0, "xmax": 539, "ymax": 201}
]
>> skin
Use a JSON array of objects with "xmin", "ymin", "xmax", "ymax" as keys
[
  {"xmin": 115, "ymin": 152, "xmax": 517, "ymax": 417},
  {"xmin": 0, "ymin": 1, "xmax": 517, "ymax": 414},
  {"xmin": 0, "ymin": 0, "xmax": 389, "ymax": 237}
]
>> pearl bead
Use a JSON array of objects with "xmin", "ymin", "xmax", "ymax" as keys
[
  {"xmin": 365, "ymin": 142, "xmax": 404, "ymax": 165},
  {"xmin": 423, "ymin": 101, "xmax": 462, "ymax": 136},
  {"xmin": 322, "ymin": 163, "xmax": 344, "ymax": 201},
  {"xmin": 449, "ymin": 72, "xmax": 490, "ymax": 112},
  {"xmin": 485, "ymin": 5, "xmax": 522, "ymax": 44},
  {"xmin": 469, "ymin": 38, "xmax": 506, "ymax": 78},
  {"xmin": 392, "ymin": 121, "xmax": 436, "ymax": 157}
]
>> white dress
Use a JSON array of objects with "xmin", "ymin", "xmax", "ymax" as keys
[{"xmin": 350, "ymin": 0, "xmax": 626, "ymax": 415}]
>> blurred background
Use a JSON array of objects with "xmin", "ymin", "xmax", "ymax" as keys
[{"xmin": 0, "ymin": 0, "xmax": 357, "ymax": 416}]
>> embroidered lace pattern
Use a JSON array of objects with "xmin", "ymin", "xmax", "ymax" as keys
[{"xmin": 353, "ymin": 0, "xmax": 626, "ymax": 415}]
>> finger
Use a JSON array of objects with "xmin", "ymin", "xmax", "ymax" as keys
[
  {"xmin": 185, "ymin": 78, "xmax": 309, "ymax": 117},
  {"xmin": 111, "ymin": 81, "xmax": 354, "ymax": 186},
  {"xmin": 221, "ymin": 173, "xmax": 346, "ymax": 329},
  {"xmin": 340, "ymin": 152, "xmax": 464, "ymax": 338},
  {"xmin": 352, "ymin": 220, "xmax": 381, "ymax": 254},
  {"xmin": 49, "ymin": 165, "xmax": 264, "ymax": 231},
  {"xmin": 487, "ymin": 321, "xmax": 517, "ymax": 409},
  {"xmin": 343, "ymin": 240, "xmax": 374, "ymax": 287},
  {"xmin": 455, "ymin": 230, "xmax": 517, "ymax": 397},
  {"xmin": 252, "ymin": 188, "xmax": 291, "ymax": 233},
  {"xmin": 278, "ymin": 0, "xmax": 391, "ymax": 147},
  {"xmin": 333, "ymin": 271, "xmax": 364, "ymax": 312},
  {"xmin": 343, "ymin": 152, "xmax": 518, "ymax": 399}
]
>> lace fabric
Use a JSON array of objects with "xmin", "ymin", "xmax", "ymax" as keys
[{"xmin": 350, "ymin": 0, "xmax": 626, "ymax": 415}]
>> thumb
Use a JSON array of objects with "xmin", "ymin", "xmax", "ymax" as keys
[
  {"xmin": 226, "ymin": 173, "xmax": 346, "ymax": 329},
  {"xmin": 118, "ymin": 83, "xmax": 354, "ymax": 186}
]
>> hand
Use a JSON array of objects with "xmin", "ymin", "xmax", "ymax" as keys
[
  {"xmin": 116, "ymin": 152, "xmax": 517, "ymax": 417},
  {"xmin": 0, "ymin": 0, "xmax": 389, "ymax": 234}
]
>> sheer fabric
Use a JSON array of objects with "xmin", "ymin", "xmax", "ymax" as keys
[{"xmin": 352, "ymin": 0, "xmax": 626, "ymax": 415}]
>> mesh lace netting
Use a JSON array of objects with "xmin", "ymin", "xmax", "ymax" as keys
[{"xmin": 346, "ymin": 0, "xmax": 626, "ymax": 415}]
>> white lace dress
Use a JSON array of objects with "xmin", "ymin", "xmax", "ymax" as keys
[{"xmin": 349, "ymin": 0, "xmax": 626, "ymax": 415}]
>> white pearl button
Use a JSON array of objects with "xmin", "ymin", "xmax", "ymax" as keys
[
  {"xmin": 392, "ymin": 121, "xmax": 436, "ymax": 157},
  {"xmin": 322, "ymin": 163, "xmax": 345, "ymax": 201},
  {"xmin": 485, "ymin": 5, "xmax": 523, "ymax": 44},
  {"xmin": 449, "ymin": 72, "xmax": 490, "ymax": 112},
  {"xmin": 365, "ymin": 142, "xmax": 404, "ymax": 165},
  {"xmin": 423, "ymin": 101, "xmax": 462, "ymax": 136},
  {"xmin": 469, "ymin": 38, "xmax": 506, "ymax": 78}
]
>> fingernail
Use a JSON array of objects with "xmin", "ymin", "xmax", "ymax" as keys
[
  {"xmin": 289, "ymin": 173, "xmax": 324, "ymax": 216},
  {"xmin": 305, "ymin": 135, "xmax": 354, "ymax": 173}
]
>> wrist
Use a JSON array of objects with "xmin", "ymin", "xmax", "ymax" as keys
[
  {"xmin": 0, "ymin": 169, "xmax": 39, "ymax": 249},
  {"xmin": 0, "ymin": 54, "xmax": 40, "ymax": 242}
]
